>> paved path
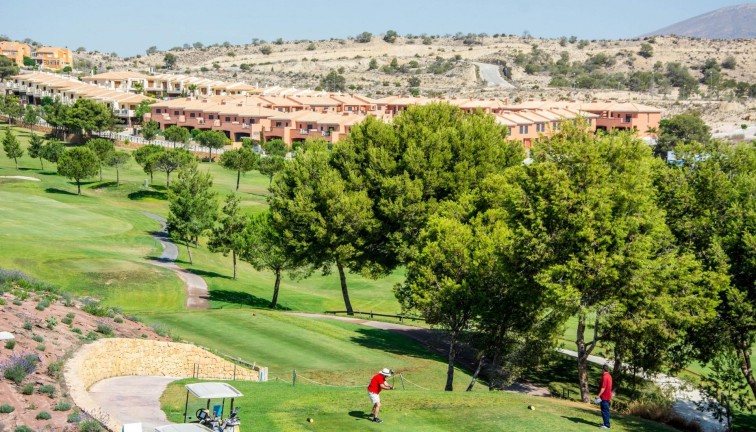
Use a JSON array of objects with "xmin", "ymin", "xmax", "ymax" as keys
[
  {"xmin": 558, "ymin": 348, "xmax": 723, "ymax": 432},
  {"xmin": 143, "ymin": 212, "xmax": 209, "ymax": 309},
  {"xmin": 471, "ymin": 62, "xmax": 516, "ymax": 89},
  {"xmin": 88, "ymin": 376, "xmax": 179, "ymax": 430}
]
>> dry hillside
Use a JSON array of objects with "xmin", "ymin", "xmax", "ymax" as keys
[{"xmin": 76, "ymin": 34, "xmax": 756, "ymax": 127}]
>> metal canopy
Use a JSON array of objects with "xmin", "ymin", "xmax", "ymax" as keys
[
  {"xmin": 185, "ymin": 382, "xmax": 244, "ymax": 399},
  {"xmin": 154, "ymin": 425, "xmax": 211, "ymax": 432}
]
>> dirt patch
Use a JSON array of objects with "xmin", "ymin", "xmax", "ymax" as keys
[
  {"xmin": 0, "ymin": 289, "xmax": 169, "ymax": 431},
  {"xmin": 0, "ymin": 176, "xmax": 41, "ymax": 182}
]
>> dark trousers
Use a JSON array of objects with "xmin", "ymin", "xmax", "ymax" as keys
[{"xmin": 600, "ymin": 400, "xmax": 611, "ymax": 428}]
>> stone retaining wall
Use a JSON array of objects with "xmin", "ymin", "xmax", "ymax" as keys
[{"xmin": 65, "ymin": 338, "xmax": 263, "ymax": 431}]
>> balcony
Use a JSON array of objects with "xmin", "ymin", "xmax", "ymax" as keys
[
  {"xmin": 299, "ymin": 129, "xmax": 309, "ymax": 135},
  {"xmin": 178, "ymin": 115, "xmax": 186, "ymax": 123},
  {"xmin": 321, "ymin": 131, "xmax": 331, "ymax": 137}
]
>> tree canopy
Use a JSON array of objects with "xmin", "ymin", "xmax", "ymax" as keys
[{"xmin": 57, "ymin": 146, "xmax": 99, "ymax": 194}]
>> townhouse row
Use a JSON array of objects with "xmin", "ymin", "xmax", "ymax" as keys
[
  {"xmin": 5, "ymin": 72, "xmax": 662, "ymax": 148},
  {"xmin": 6, "ymin": 73, "xmax": 153, "ymax": 122},
  {"xmin": 0, "ymin": 42, "xmax": 73, "ymax": 70}
]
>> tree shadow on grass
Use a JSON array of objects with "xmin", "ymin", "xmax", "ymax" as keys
[
  {"xmin": 91, "ymin": 181, "xmax": 118, "ymax": 189},
  {"xmin": 209, "ymin": 289, "xmax": 290, "ymax": 311},
  {"xmin": 565, "ymin": 406, "xmax": 666, "ymax": 432},
  {"xmin": 44, "ymin": 187, "xmax": 79, "ymax": 196},
  {"xmin": 37, "ymin": 171, "xmax": 59, "ymax": 176},
  {"xmin": 129, "ymin": 190, "xmax": 167, "ymax": 201},
  {"xmin": 186, "ymin": 268, "xmax": 233, "ymax": 280},
  {"xmin": 349, "ymin": 327, "xmax": 442, "ymax": 361}
]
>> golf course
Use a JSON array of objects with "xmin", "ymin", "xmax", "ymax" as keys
[{"xmin": 0, "ymin": 125, "xmax": 739, "ymax": 431}]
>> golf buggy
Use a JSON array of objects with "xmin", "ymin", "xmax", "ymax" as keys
[{"xmin": 180, "ymin": 382, "xmax": 244, "ymax": 432}]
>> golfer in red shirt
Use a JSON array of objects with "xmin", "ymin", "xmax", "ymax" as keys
[
  {"xmin": 597, "ymin": 364, "xmax": 613, "ymax": 429},
  {"xmin": 367, "ymin": 368, "xmax": 394, "ymax": 423}
]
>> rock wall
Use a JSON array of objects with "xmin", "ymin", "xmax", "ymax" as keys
[{"xmin": 65, "ymin": 338, "xmax": 264, "ymax": 431}]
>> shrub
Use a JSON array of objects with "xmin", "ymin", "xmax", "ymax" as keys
[
  {"xmin": 48, "ymin": 360, "xmax": 63, "ymax": 380},
  {"xmin": 67, "ymin": 411, "xmax": 81, "ymax": 423},
  {"xmin": 5, "ymin": 339, "xmax": 15, "ymax": 349},
  {"xmin": 36, "ymin": 344, "xmax": 45, "ymax": 351},
  {"xmin": 12, "ymin": 299, "xmax": 22, "ymax": 306},
  {"xmin": 259, "ymin": 46, "xmax": 272, "ymax": 55},
  {"xmin": 114, "ymin": 317, "xmax": 123, "ymax": 324},
  {"xmin": 85, "ymin": 331, "xmax": 98, "ymax": 341},
  {"xmin": 21, "ymin": 383, "xmax": 34, "ymax": 394},
  {"xmin": 61, "ymin": 316, "xmax": 73, "ymax": 325},
  {"xmin": 36, "ymin": 411, "xmax": 52, "ymax": 420},
  {"xmin": 54, "ymin": 401, "xmax": 72, "ymax": 411},
  {"xmin": 66, "ymin": 312, "xmax": 75, "ymax": 319},
  {"xmin": 14, "ymin": 426, "xmax": 33, "ymax": 432},
  {"xmin": 0, "ymin": 298, "xmax": 5, "ymax": 305},
  {"xmin": 38, "ymin": 384, "xmax": 56, "ymax": 398},
  {"xmin": 96, "ymin": 323, "xmax": 113, "ymax": 335},
  {"xmin": 36, "ymin": 299, "xmax": 50, "ymax": 310},
  {"xmin": 23, "ymin": 320, "xmax": 32, "ymax": 330},
  {"xmin": 151, "ymin": 323, "xmax": 170, "ymax": 337},
  {"xmin": 82, "ymin": 300, "xmax": 108, "ymax": 317},
  {"xmin": 79, "ymin": 420, "xmax": 103, "ymax": 432},
  {"xmin": 0, "ymin": 403, "xmax": 15, "ymax": 413},
  {"xmin": 71, "ymin": 327, "xmax": 82, "ymax": 334},
  {"xmin": 2, "ymin": 354, "xmax": 39, "ymax": 384},
  {"xmin": 32, "ymin": 335, "xmax": 44, "ymax": 343},
  {"xmin": 46, "ymin": 316, "xmax": 58, "ymax": 329}
]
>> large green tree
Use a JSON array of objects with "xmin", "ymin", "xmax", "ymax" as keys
[
  {"xmin": 242, "ymin": 211, "xmax": 304, "ymax": 309},
  {"xmin": 219, "ymin": 147, "xmax": 259, "ymax": 190},
  {"xmin": 197, "ymin": 130, "xmax": 229, "ymax": 161},
  {"xmin": 27, "ymin": 133, "xmax": 45, "ymax": 169},
  {"xmin": 153, "ymin": 148, "xmax": 197, "ymax": 188},
  {"xmin": 41, "ymin": 139, "xmax": 65, "ymax": 167},
  {"xmin": 655, "ymin": 141, "xmax": 756, "ymax": 400},
  {"xmin": 107, "ymin": 150, "xmax": 131, "ymax": 186},
  {"xmin": 42, "ymin": 98, "xmax": 70, "ymax": 139},
  {"xmin": 63, "ymin": 99, "xmax": 115, "ymax": 138},
  {"xmin": 141, "ymin": 120, "xmax": 160, "ymax": 141},
  {"xmin": 86, "ymin": 138, "xmax": 115, "ymax": 181},
  {"xmin": 269, "ymin": 141, "xmax": 379, "ymax": 315},
  {"xmin": 0, "ymin": 55, "xmax": 19, "ymax": 80},
  {"xmin": 655, "ymin": 111, "xmax": 711, "ymax": 157},
  {"xmin": 2, "ymin": 128, "xmax": 23, "ymax": 170},
  {"xmin": 133, "ymin": 144, "xmax": 165, "ymax": 183},
  {"xmin": 167, "ymin": 167, "xmax": 217, "ymax": 265},
  {"xmin": 58, "ymin": 146, "xmax": 99, "ymax": 194},
  {"xmin": 1, "ymin": 95, "xmax": 22, "ymax": 125},
  {"xmin": 163, "ymin": 125, "xmax": 191, "ymax": 149},
  {"xmin": 208, "ymin": 194, "xmax": 248, "ymax": 279},
  {"xmin": 257, "ymin": 156, "xmax": 286, "ymax": 185},
  {"xmin": 22, "ymin": 104, "xmax": 39, "ymax": 134}
]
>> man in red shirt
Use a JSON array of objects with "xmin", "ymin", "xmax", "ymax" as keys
[
  {"xmin": 367, "ymin": 368, "xmax": 394, "ymax": 423},
  {"xmin": 597, "ymin": 364, "xmax": 613, "ymax": 429}
]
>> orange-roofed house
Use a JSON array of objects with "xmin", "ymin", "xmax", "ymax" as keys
[
  {"xmin": 0, "ymin": 42, "xmax": 31, "ymax": 67},
  {"xmin": 32, "ymin": 46, "xmax": 73, "ymax": 70}
]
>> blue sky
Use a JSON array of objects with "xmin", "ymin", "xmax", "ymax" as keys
[{"xmin": 2, "ymin": 0, "xmax": 749, "ymax": 56}]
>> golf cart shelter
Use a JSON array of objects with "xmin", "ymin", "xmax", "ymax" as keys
[{"xmin": 183, "ymin": 382, "xmax": 244, "ymax": 423}]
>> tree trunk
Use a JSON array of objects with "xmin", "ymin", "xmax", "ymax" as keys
[
  {"xmin": 737, "ymin": 342, "xmax": 756, "ymax": 400},
  {"xmin": 612, "ymin": 344, "xmax": 624, "ymax": 394},
  {"xmin": 39, "ymin": 157, "xmax": 44, "ymax": 170},
  {"xmin": 236, "ymin": 170, "xmax": 241, "ymax": 190},
  {"xmin": 445, "ymin": 329, "xmax": 458, "ymax": 391},
  {"xmin": 466, "ymin": 356, "xmax": 485, "ymax": 392},
  {"xmin": 232, "ymin": 250, "xmax": 237, "ymax": 280},
  {"xmin": 271, "ymin": 269, "xmax": 281, "ymax": 309},
  {"xmin": 116, "ymin": 168, "xmax": 120, "ymax": 186},
  {"xmin": 576, "ymin": 312, "xmax": 591, "ymax": 403},
  {"xmin": 166, "ymin": 172, "xmax": 171, "ymax": 189},
  {"xmin": 150, "ymin": 171, "xmax": 154, "ymax": 183},
  {"xmin": 14, "ymin": 157, "xmax": 18, "ymax": 170},
  {"xmin": 336, "ymin": 261, "xmax": 353, "ymax": 315},
  {"xmin": 76, "ymin": 179, "xmax": 81, "ymax": 195},
  {"xmin": 99, "ymin": 165, "xmax": 103, "ymax": 181},
  {"xmin": 186, "ymin": 242, "xmax": 193, "ymax": 265}
]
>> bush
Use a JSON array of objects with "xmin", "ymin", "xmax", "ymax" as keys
[
  {"xmin": 79, "ymin": 420, "xmax": 103, "ymax": 432},
  {"xmin": 96, "ymin": 323, "xmax": 113, "ymax": 335},
  {"xmin": 82, "ymin": 300, "xmax": 108, "ymax": 317},
  {"xmin": 5, "ymin": 339, "xmax": 15, "ymax": 349},
  {"xmin": 36, "ymin": 344, "xmax": 45, "ymax": 351},
  {"xmin": 38, "ymin": 384, "xmax": 56, "ymax": 398},
  {"xmin": 71, "ymin": 327, "xmax": 82, "ymax": 334},
  {"xmin": 23, "ymin": 319, "xmax": 32, "ymax": 330},
  {"xmin": 0, "ymin": 403, "xmax": 15, "ymax": 413},
  {"xmin": 114, "ymin": 317, "xmax": 123, "ymax": 324},
  {"xmin": 2, "ymin": 354, "xmax": 39, "ymax": 384},
  {"xmin": 67, "ymin": 411, "xmax": 81, "ymax": 423},
  {"xmin": 14, "ymin": 426, "xmax": 33, "ymax": 432},
  {"xmin": 36, "ymin": 299, "xmax": 50, "ymax": 310},
  {"xmin": 21, "ymin": 383, "xmax": 34, "ymax": 395},
  {"xmin": 0, "ymin": 298, "xmax": 5, "ymax": 305},
  {"xmin": 46, "ymin": 316, "xmax": 58, "ymax": 329},
  {"xmin": 12, "ymin": 299, "xmax": 22, "ymax": 306},
  {"xmin": 259, "ymin": 46, "xmax": 272, "ymax": 55},
  {"xmin": 48, "ymin": 360, "xmax": 63, "ymax": 380},
  {"xmin": 36, "ymin": 411, "xmax": 52, "ymax": 420},
  {"xmin": 32, "ymin": 334, "xmax": 44, "ymax": 343},
  {"xmin": 355, "ymin": 32, "xmax": 373, "ymax": 43},
  {"xmin": 85, "ymin": 331, "xmax": 98, "ymax": 341},
  {"xmin": 61, "ymin": 316, "xmax": 73, "ymax": 325},
  {"xmin": 54, "ymin": 401, "xmax": 71, "ymax": 411}
]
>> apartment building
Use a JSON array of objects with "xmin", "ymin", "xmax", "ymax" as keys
[
  {"xmin": 32, "ymin": 46, "xmax": 73, "ymax": 70},
  {"xmin": 0, "ymin": 42, "xmax": 31, "ymax": 67}
]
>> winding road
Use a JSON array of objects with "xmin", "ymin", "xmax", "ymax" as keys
[
  {"xmin": 471, "ymin": 62, "xmax": 516, "ymax": 89},
  {"xmin": 143, "ymin": 212, "xmax": 209, "ymax": 309}
]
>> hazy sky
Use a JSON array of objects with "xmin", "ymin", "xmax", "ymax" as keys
[{"xmin": 2, "ymin": 0, "xmax": 749, "ymax": 56}]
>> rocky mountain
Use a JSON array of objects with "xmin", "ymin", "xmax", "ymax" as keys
[{"xmin": 644, "ymin": 3, "xmax": 756, "ymax": 39}]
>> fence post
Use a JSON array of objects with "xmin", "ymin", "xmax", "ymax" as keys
[
  {"xmin": 293, "ymin": 369, "xmax": 297, "ymax": 387},
  {"xmin": 233, "ymin": 364, "xmax": 236, "ymax": 381}
]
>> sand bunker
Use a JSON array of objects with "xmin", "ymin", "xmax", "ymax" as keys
[{"xmin": 0, "ymin": 176, "xmax": 41, "ymax": 182}]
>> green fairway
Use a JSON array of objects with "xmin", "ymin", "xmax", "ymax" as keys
[{"xmin": 161, "ymin": 379, "xmax": 676, "ymax": 432}]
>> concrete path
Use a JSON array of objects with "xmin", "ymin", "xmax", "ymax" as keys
[
  {"xmin": 558, "ymin": 348, "xmax": 723, "ymax": 432},
  {"xmin": 88, "ymin": 376, "xmax": 179, "ymax": 430},
  {"xmin": 143, "ymin": 212, "xmax": 209, "ymax": 309},
  {"xmin": 471, "ymin": 62, "xmax": 516, "ymax": 89}
]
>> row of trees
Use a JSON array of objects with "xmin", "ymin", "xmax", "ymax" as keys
[{"xmin": 206, "ymin": 103, "xmax": 754, "ymax": 409}]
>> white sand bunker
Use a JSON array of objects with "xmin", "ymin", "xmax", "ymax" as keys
[{"xmin": 0, "ymin": 176, "xmax": 41, "ymax": 182}]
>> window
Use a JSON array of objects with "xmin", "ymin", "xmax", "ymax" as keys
[
  {"xmin": 174, "ymin": 111, "xmax": 179, "ymax": 115},
  {"xmin": 625, "ymin": 115, "xmax": 631, "ymax": 123},
  {"xmin": 225, "ymin": 117, "xmax": 230, "ymax": 122},
  {"xmin": 250, "ymin": 119, "xmax": 255, "ymax": 124},
  {"xmin": 307, "ymin": 124, "xmax": 313, "ymax": 130},
  {"xmin": 275, "ymin": 122, "xmax": 282, "ymax": 127},
  {"xmin": 209, "ymin": 115, "xmax": 214, "ymax": 120},
  {"xmin": 190, "ymin": 113, "xmax": 195, "ymax": 118},
  {"xmin": 519, "ymin": 125, "xmax": 529, "ymax": 134}
]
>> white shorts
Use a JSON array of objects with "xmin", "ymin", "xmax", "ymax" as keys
[{"xmin": 368, "ymin": 392, "xmax": 380, "ymax": 404}]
